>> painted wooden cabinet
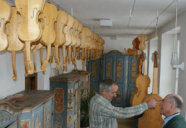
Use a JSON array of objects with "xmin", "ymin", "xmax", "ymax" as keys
[
  {"xmin": 87, "ymin": 50, "xmax": 138, "ymax": 107},
  {"xmin": 50, "ymin": 72, "xmax": 81, "ymax": 128},
  {"xmin": 87, "ymin": 58, "xmax": 102, "ymax": 93},
  {"xmin": 0, "ymin": 90, "xmax": 54, "ymax": 128}
]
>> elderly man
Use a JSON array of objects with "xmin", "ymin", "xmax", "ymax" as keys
[
  {"xmin": 89, "ymin": 79, "xmax": 157, "ymax": 128},
  {"xmin": 160, "ymin": 94, "xmax": 186, "ymax": 128}
]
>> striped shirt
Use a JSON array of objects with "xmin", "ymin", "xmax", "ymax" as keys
[{"xmin": 89, "ymin": 94, "xmax": 148, "ymax": 128}]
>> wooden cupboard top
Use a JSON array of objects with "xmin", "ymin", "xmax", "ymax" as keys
[
  {"xmin": 50, "ymin": 72, "xmax": 81, "ymax": 82},
  {"xmin": 0, "ymin": 90, "xmax": 54, "ymax": 111}
]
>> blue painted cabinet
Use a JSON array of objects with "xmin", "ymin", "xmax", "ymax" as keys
[
  {"xmin": 87, "ymin": 50, "xmax": 137, "ymax": 107},
  {"xmin": 0, "ymin": 90, "xmax": 54, "ymax": 128},
  {"xmin": 50, "ymin": 72, "xmax": 81, "ymax": 128},
  {"xmin": 18, "ymin": 91, "xmax": 54, "ymax": 128}
]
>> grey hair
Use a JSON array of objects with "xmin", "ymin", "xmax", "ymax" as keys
[
  {"xmin": 99, "ymin": 79, "xmax": 116, "ymax": 93},
  {"xmin": 168, "ymin": 95, "xmax": 183, "ymax": 110}
]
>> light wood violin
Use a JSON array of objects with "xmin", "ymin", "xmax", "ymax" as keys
[
  {"xmin": 6, "ymin": 7, "xmax": 24, "ymax": 80},
  {"xmin": 0, "ymin": 0, "xmax": 11, "ymax": 52},
  {"xmin": 138, "ymin": 51, "xmax": 163, "ymax": 128},
  {"xmin": 15, "ymin": 0, "xmax": 45, "ymax": 74},
  {"xmin": 39, "ymin": 2, "xmax": 57, "ymax": 71},
  {"xmin": 71, "ymin": 19, "xmax": 79, "ymax": 66},
  {"xmin": 53, "ymin": 10, "xmax": 67, "ymax": 69},
  {"xmin": 63, "ymin": 14, "xmax": 74, "ymax": 71}
]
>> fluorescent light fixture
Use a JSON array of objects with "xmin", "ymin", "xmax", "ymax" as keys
[{"xmin": 100, "ymin": 19, "xmax": 112, "ymax": 27}]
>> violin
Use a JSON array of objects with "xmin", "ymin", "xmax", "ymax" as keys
[
  {"xmin": 39, "ymin": 2, "xmax": 57, "ymax": 71},
  {"xmin": 63, "ymin": 14, "xmax": 74, "ymax": 71},
  {"xmin": 130, "ymin": 74, "xmax": 150, "ymax": 106},
  {"xmin": 71, "ymin": 19, "xmax": 79, "ymax": 66},
  {"xmin": 0, "ymin": 0, "xmax": 11, "ymax": 52},
  {"xmin": 15, "ymin": 0, "xmax": 45, "ymax": 74},
  {"xmin": 6, "ymin": 7, "xmax": 24, "ymax": 80},
  {"xmin": 76, "ymin": 22, "xmax": 83, "ymax": 60},
  {"xmin": 138, "ymin": 51, "xmax": 163, "ymax": 128},
  {"xmin": 53, "ymin": 10, "xmax": 68, "ymax": 68},
  {"xmin": 138, "ymin": 34, "xmax": 147, "ymax": 51}
]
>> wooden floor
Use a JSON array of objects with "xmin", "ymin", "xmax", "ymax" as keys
[{"xmin": 117, "ymin": 118, "xmax": 135, "ymax": 128}]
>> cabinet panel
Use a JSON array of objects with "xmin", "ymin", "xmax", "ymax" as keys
[
  {"xmin": 126, "ymin": 55, "xmax": 138, "ymax": 106},
  {"xmin": 51, "ymin": 83, "xmax": 67, "ymax": 128},
  {"xmin": 103, "ymin": 55, "xmax": 114, "ymax": 80},
  {"xmin": 32, "ymin": 104, "xmax": 44, "ymax": 128},
  {"xmin": 44, "ymin": 97, "xmax": 54, "ymax": 128},
  {"xmin": 87, "ymin": 59, "xmax": 101, "ymax": 93}
]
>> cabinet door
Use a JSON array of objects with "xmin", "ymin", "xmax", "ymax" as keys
[
  {"xmin": 111, "ymin": 56, "xmax": 128, "ymax": 107},
  {"xmin": 102, "ymin": 54, "xmax": 114, "ymax": 80},
  {"xmin": 44, "ymin": 97, "xmax": 54, "ymax": 128},
  {"xmin": 32, "ymin": 105, "xmax": 44, "ymax": 128},
  {"xmin": 20, "ymin": 112, "xmax": 32, "ymax": 128},
  {"xmin": 126, "ymin": 55, "xmax": 138, "ymax": 106},
  {"xmin": 87, "ymin": 58, "xmax": 101, "ymax": 93}
]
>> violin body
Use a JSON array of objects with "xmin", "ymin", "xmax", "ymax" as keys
[
  {"xmin": 0, "ymin": 0, "xmax": 11, "ymax": 52},
  {"xmin": 138, "ymin": 34, "xmax": 147, "ymax": 51},
  {"xmin": 40, "ymin": 2, "xmax": 57, "ymax": 71},
  {"xmin": 53, "ymin": 10, "xmax": 68, "ymax": 68},
  {"xmin": 15, "ymin": 0, "xmax": 45, "ymax": 74},
  {"xmin": 71, "ymin": 19, "xmax": 79, "ymax": 65},
  {"xmin": 64, "ymin": 14, "xmax": 74, "ymax": 46},
  {"xmin": 15, "ymin": 0, "xmax": 44, "ymax": 42},
  {"xmin": 130, "ymin": 74, "xmax": 150, "ymax": 106},
  {"xmin": 6, "ymin": 7, "xmax": 25, "ymax": 80},
  {"xmin": 138, "ymin": 94, "xmax": 163, "ymax": 128},
  {"xmin": 7, "ymin": 7, "xmax": 24, "ymax": 51},
  {"xmin": 76, "ymin": 22, "xmax": 83, "ymax": 60},
  {"xmin": 62, "ymin": 14, "xmax": 74, "ymax": 71}
]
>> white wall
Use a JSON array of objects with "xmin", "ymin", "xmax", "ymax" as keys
[
  {"xmin": 0, "ymin": 48, "xmax": 84, "ymax": 99},
  {"xmin": 159, "ymin": 34, "xmax": 176, "ymax": 97},
  {"xmin": 102, "ymin": 36, "xmax": 134, "ymax": 53},
  {"xmin": 177, "ymin": 11, "xmax": 186, "ymax": 118}
]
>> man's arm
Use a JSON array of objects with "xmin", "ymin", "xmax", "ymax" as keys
[{"xmin": 96, "ymin": 99, "xmax": 157, "ymax": 119}]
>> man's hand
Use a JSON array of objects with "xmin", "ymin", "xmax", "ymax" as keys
[{"xmin": 146, "ymin": 99, "xmax": 157, "ymax": 109}]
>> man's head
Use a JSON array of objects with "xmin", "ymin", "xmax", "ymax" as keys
[
  {"xmin": 160, "ymin": 94, "xmax": 183, "ymax": 117},
  {"xmin": 99, "ymin": 79, "xmax": 118, "ymax": 101}
]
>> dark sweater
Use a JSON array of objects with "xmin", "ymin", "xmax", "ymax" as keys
[{"xmin": 163, "ymin": 115, "xmax": 186, "ymax": 128}]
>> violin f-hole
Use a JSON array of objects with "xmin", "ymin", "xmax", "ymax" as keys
[
  {"xmin": 32, "ymin": 8, "xmax": 37, "ymax": 19},
  {"xmin": 0, "ymin": 19, "xmax": 1, "ymax": 27}
]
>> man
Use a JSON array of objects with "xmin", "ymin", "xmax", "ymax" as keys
[
  {"xmin": 160, "ymin": 94, "xmax": 186, "ymax": 128},
  {"xmin": 89, "ymin": 79, "xmax": 157, "ymax": 128}
]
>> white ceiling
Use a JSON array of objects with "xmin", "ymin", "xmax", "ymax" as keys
[
  {"xmin": 51, "ymin": 0, "xmax": 186, "ymax": 37},
  {"xmin": 7, "ymin": 0, "xmax": 186, "ymax": 37}
]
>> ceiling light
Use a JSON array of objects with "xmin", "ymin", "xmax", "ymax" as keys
[{"xmin": 100, "ymin": 19, "xmax": 112, "ymax": 27}]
